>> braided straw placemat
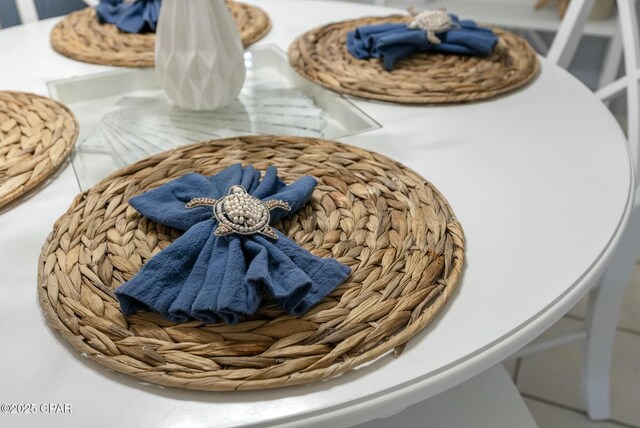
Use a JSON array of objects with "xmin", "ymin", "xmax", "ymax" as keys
[
  {"xmin": 50, "ymin": 1, "xmax": 271, "ymax": 67},
  {"xmin": 0, "ymin": 91, "xmax": 78, "ymax": 209},
  {"xmin": 288, "ymin": 15, "xmax": 539, "ymax": 104},
  {"xmin": 38, "ymin": 136, "xmax": 464, "ymax": 391}
]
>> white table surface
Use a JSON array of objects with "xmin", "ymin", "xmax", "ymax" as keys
[{"xmin": 0, "ymin": 1, "xmax": 633, "ymax": 427}]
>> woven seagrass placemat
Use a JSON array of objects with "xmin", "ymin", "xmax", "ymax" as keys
[
  {"xmin": 38, "ymin": 135, "xmax": 464, "ymax": 391},
  {"xmin": 50, "ymin": 1, "xmax": 271, "ymax": 67},
  {"xmin": 0, "ymin": 91, "xmax": 78, "ymax": 209},
  {"xmin": 288, "ymin": 15, "xmax": 539, "ymax": 104}
]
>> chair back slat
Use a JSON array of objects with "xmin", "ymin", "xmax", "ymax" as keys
[
  {"xmin": 547, "ymin": 0, "xmax": 596, "ymax": 68},
  {"xmin": 596, "ymin": 75, "xmax": 627, "ymax": 102},
  {"xmin": 15, "ymin": 0, "xmax": 38, "ymax": 23}
]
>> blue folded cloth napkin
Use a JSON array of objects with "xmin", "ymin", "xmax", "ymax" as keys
[
  {"xmin": 115, "ymin": 164, "xmax": 352, "ymax": 324},
  {"xmin": 347, "ymin": 15, "xmax": 498, "ymax": 71},
  {"xmin": 96, "ymin": 0, "xmax": 161, "ymax": 34}
]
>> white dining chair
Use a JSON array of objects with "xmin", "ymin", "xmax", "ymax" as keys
[{"xmin": 513, "ymin": 0, "xmax": 640, "ymax": 421}]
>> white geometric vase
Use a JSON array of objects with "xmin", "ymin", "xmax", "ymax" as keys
[{"xmin": 155, "ymin": 0, "xmax": 246, "ymax": 111}]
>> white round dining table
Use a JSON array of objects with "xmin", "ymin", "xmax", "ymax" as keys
[{"xmin": 0, "ymin": 1, "xmax": 633, "ymax": 427}]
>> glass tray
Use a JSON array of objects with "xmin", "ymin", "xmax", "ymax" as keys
[{"xmin": 47, "ymin": 45, "xmax": 380, "ymax": 190}]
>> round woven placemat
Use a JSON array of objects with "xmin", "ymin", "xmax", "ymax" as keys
[
  {"xmin": 288, "ymin": 15, "xmax": 539, "ymax": 104},
  {"xmin": 38, "ymin": 136, "xmax": 464, "ymax": 391},
  {"xmin": 0, "ymin": 91, "xmax": 78, "ymax": 209},
  {"xmin": 51, "ymin": 1, "xmax": 271, "ymax": 67}
]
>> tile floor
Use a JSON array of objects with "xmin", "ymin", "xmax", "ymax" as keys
[{"xmin": 503, "ymin": 264, "xmax": 640, "ymax": 428}]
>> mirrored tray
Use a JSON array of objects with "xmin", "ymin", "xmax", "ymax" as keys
[{"xmin": 47, "ymin": 45, "xmax": 380, "ymax": 190}]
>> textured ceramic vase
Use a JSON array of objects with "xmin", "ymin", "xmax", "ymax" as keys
[{"xmin": 155, "ymin": 0, "xmax": 246, "ymax": 110}]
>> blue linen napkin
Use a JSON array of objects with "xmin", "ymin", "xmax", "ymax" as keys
[
  {"xmin": 115, "ymin": 164, "xmax": 352, "ymax": 324},
  {"xmin": 347, "ymin": 15, "xmax": 499, "ymax": 71},
  {"xmin": 96, "ymin": 0, "xmax": 161, "ymax": 34}
]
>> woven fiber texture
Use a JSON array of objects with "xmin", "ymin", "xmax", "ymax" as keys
[
  {"xmin": 288, "ymin": 15, "xmax": 539, "ymax": 104},
  {"xmin": 38, "ymin": 136, "xmax": 465, "ymax": 391},
  {"xmin": 50, "ymin": 1, "xmax": 271, "ymax": 67},
  {"xmin": 0, "ymin": 91, "xmax": 78, "ymax": 209}
]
